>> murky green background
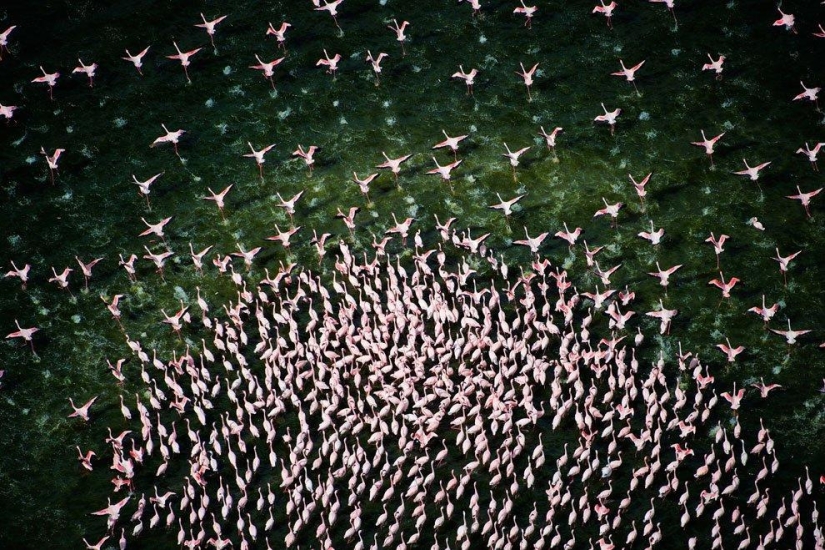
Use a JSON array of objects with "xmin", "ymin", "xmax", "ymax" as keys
[{"xmin": 0, "ymin": 0, "xmax": 823, "ymax": 548}]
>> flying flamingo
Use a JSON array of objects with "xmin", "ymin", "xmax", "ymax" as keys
[
  {"xmin": 6, "ymin": 320, "xmax": 39, "ymax": 354},
  {"xmin": 352, "ymin": 172, "xmax": 378, "ymax": 203},
  {"xmin": 0, "ymin": 103, "xmax": 18, "ymax": 123},
  {"xmin": 629, "ymin": 172, "xmax": 651, "ymax": 204},
  {"xmin": 315, "ymin": 0, "xmax": 344, "ymax": 32},
  {"xmin": 31, "ymin": 66, "xmax": 59, "ymax": 100},
  {"xmin": 733, "ymin": 159, "xmax": 771, "ymax": 192},
  {"xmin": 691, "ymin": 130, "xmax": 724, "ymax": 167},
  {"xmin": 503, "ymin": 143, "xmax": 530, "ymax": 181},
  {"xmin": 4, "ymin": 261, "xmax": 31, "ymax": 289},
  {"xmin": 165, "ymin": 41, "xmax": 202, "ymax": 83},
  {"xmin": 249, "ymin": 54, "xmax": 285, "ymax": 89},
  {"xmin": 139, "ymin": 216, "xmax": 173, "ymax": 245},
  {"xmin": 48, "ymin": 267, "xmax": 73, "ymax": 295},
  {"xmin": 122, "ymin": 46, "xmax": 150, "ymax": 75},
  {"xmin": 243, "ymin": 142, "xmax": 276, "ymax": 178},
  {"xmin": 611, "ymin": 59, "xmax": 645, "ymax": 94},
  {"xmin": 204, "ymin": 185, "xmax": 234, "ymax": 219},
  {"xmin": 773, "ymin": 8, "xmax": 796, "ymax": 33},
  {"xmin": 708, "ymin": 271, "xmax": 740, "ymax": 299},
  {"xmin": 538, "ymin": 126, "xmax": 563, "ymax": 156},
  {"xmin": 770, "ymin": 319, "xmax": 811, "ymax": 345},
  {"xmin": 514, "ymin": 0, "xmax": 538, "ymax": 28},
  {"xmin": 132, "ymin": 172, "xmax": 164, "ymax": 209},
  {"xmin": 452, "ymin": 65, "xmax": 478, "ymax": 95},
  {"xmin": 594, "ymin": 103, "xmax": 621, "ymax": 135},
  {"xmin": 704, "ymin": 232, "xmax": 729, "ymax": 269},
  {"xmin": 68, "ymin": 396, "xmax": 98, "ymax": 422},
  {"xmin": 772, "ymin": 248, "xmax": 801, "ymax": 286},
  {"xmin": 316, "ymin": 49, "xmax": 342, "ymax": 79},
  {"xmin": 387, "ymin": 19, "xmax": 410, "ymax": 56},
  {"xmin": 432, "ymin": 130, "xmax": 468, "ymax": 160},
  {"xmin": 292, "ymin": 145, "xmax": 318, "ymax": 175},
  {"xmin": 194, "ymin": 13, "xmax": 228, "ymax": 51},
  {"xmin": 376, "ymin": 152, "xmax": 413, "ymax": 185},
  {"xmin": 592, "ymin": 0, "xmax": 618, "ymax": 29},
  {"xmin": 0, "ymin": 25, "xmax": 16, "ymax": 59},
  {"xmin": 748, "ymin": 295, "xmax": 779, "ymax": 325},
  {"xmin": 488, "ymin": 193, "xmax": 525, "ymax": 225},
  {"xmin": 72, "ymin": 59, "xmax": 98, "ymax": 87},
  {"xmin": 785, "ymin": 185, "xmax": 822, "ymax": 217},
  {"xmin": 427, "ymin": 157, "xmax": 463, "ymax": 192},
  {"xmin": 266, "ymin": 22, "xmax": 292, "ymax": 52},
  {"xmin": 516, "ymin": 62, "xmax": 539, "ymax": 101},
  {"xmin": 40, "ymin": 147, "xmax": 64, "ymax": 185},
  {"xmin": 793, "ymin": 82, "xmax": 821, "ymax": 111},
  {"xmin": 702, "ymin": 54, "xmax": 725, "ymax": 80},
  {"xmin": 150, "ymin": 124, "xmax": 185, "ymax": 157},
  {"xmin": 366, "ymin": 51, "xmax": 388, "ymax": 86},
  {"xmin": 795, "ymin": 142, "xmax": 825, "ymax": 171},
  {"xmin": 75, "ymin": 256, "xmax": 103, "ymax": 290},
  {"xmin": 751, "ymin": 378, "xmax": 782, "ymax": 398}
]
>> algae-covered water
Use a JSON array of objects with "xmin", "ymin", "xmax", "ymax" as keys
[{"xmin": 0, "ymin": 1, "xmax": 824, "ymax": 549}]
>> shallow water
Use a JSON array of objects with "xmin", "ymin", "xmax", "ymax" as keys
[{"xmin": 0, "ymin": 0, "xmax": 824, "ymax": 549}]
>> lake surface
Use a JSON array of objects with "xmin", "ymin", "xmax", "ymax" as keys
[{"xmin": 0, "ymin": 1, "xmax": 823, "ymax": 549}]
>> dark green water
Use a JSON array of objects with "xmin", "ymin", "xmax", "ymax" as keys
[{"xmin": 0, "ymin": 1, "xmax": 824, "ymax": 549}]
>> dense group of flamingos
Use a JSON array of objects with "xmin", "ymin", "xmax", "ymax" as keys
[{"xmin": 1, "ymin": 1, "xmax": 825, "ymax": 549}]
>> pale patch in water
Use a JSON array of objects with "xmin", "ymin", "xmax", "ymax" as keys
[
  {"xmin": 479, "ymin": 35, "xmax": 487, "ymax": 44},
  {"xmin": 66, "ymin": 126, "xmax": 73, "ymax": 134},
  {"xmin": 333, "ymin": 100, "xmax": 339, "ymax": 108},
  {"xmin": 71, "ymin": 314, "xmax": 82, "ymax": 324},
  {"xmin": 671, "ymin": 49, "xmax": 681, "ymax": 56},
  {"xmin": 113, "ymin": 117, "xmax": 127, "ymax": 128},
  {"xmin": 223, "ymin": 66, "xmax": 232, "ymax": 75},
  {"xmin": 205, "ymin": 98, "xmax": 215, "ymax": 108},
  {"xmin": 278, "ymin": 107, "xmax": 292, "ymax": 120},
  {"xmin": 25, "ymin": 156, "xmax": 36, "ymax": 164},
  {"xmin": 639, "ymin": 111, "xmax": 650, "ymax": 121},
  {"xmin": 386, "ymin": 117, "xmax": 396, "ymax": 126},
  {"xmin": 7, "ymin": 234, "xmax": 21, "ymax": 248},
  {"xmin": 173, "ymin": 286, "xmax": 189, "ymax": 303},
  {"xmin": 339, "ymin": 117, "xmax": 348, "ymax": 125}
]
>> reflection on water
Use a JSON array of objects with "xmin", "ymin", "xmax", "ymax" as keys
[{"xmin": 0, "ymin": 1, "xmax": 823, "ymax": 548}]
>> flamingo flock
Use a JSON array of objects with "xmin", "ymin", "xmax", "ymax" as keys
[{"xmin": 0, "ymin": 2, "xmax": 824, "ymax": 550}]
